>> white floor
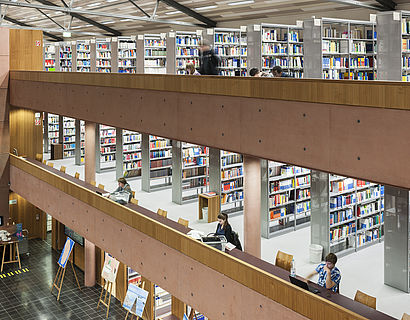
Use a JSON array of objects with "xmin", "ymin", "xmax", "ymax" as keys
[{"xmin": 45, "ymin": 156, "xmax": 410, "ymax": 319}]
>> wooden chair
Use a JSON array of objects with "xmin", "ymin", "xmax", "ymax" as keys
[
  {"xmin": 90, "ymin": 180, "xmax": 96, "ymax": 187},
  {"xmin": 402, "ymin": 313, "xmax": 410, "ymax": 320},
  {"xmin": 157, "ymin": 209, "xmax": 167, "ymax": 218},
  {"xmin": 275, "ymin": 250, "xmax": 293, "ymax": 272},
  {"xmin": 47, "ymin": 162, "xmax": 54, "ymax": 168},
  {"xmin": 130, "ymin": 198, "xmax": 139, "ymax": 205},
  {"xmin": 354, "ymin": 290, "xmax": 376, "ymax": 309},
  {"xmin": 132, "ymin": 191, "xmax": 136, "ymax": 198},
  {"xmin": 60, "ymin": 166, "xmax": 66, "ymax": 173},
  {"xmin": 42, "ymin": 160, "xmax": 47, "ymax": 164},
  {"xmin": 35, "ymin": 153, "xmax": 43, "ymax": 162},
  {"xmin": 74, "ymin": 172, "xmax": 80, "ymax": 179},
  {"xmin": 98, "ymin": 184, "xmax": 105, "ymax": 190},
  {"xmin": 178, "ymin": 218, "xmax": 189, "ymax": 228}
]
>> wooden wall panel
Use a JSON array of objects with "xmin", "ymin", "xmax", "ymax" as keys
[
  {"xmin": 141, "ymin": 276, "xmax": 155, "ymax": 320},
  {"xmin": 116, "ymin": 262, "xmax": 127, "ymax": 303},
  {"xmin": 73, "ymin": 244, "xmax": 85, "ymax": 271},
  {"xmin": 9, "ymin": 192, "xmax": 45, "ymax": 239},
  {"xmin": 9, "ymin": 30, "xmax": 43, "ymax": 71},
  {"xmin": 9, "ymin": 107, "xmax": 42, "ymax": 159}
]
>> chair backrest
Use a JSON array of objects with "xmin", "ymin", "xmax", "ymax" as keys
[
  {"xmin": 60, "ymin": 166, "xmax": 66, "ymax": 173},
  {"xmin": 74, "ymin": 172, "xmax": 80, "ymax": 179},
  {"xmin": 130, "ymin": 198, "xmax": 139, "ymax": 205},
  {"xmin": 157, "ymin": 209, "xmax": 167, "ymax": 218},
  {"xmin": 47, "ymin": 162, "xmax": 54, "ymax": 168},
  {"xmin": 275, "ymin": 250, "xmax": 293, "ymax": 272},
  {"xmin": 98, "ymin": 184, "xmax": 105, "ymax": 190},
  {"xmin": 354, "ymin": 290, "xmax": 376, "ymax": 309},
  {"xmin": 42, "ymin": 160, "xmax": 47, "ymax": 164},
  {"xmin": 178, "ymin": 218, "xmax": 189, "ymax": 228},
  {"xmin": 90, "ymin": 180, "xmax": 96, "ymax": 186},
  {"xmin": 35, "ymin": 153, "xmax": 43, "ymax": 162},
  {"xmin": 132, "ymin": 191, "xmax": 135, "ymax": 198},
  {"xmin": 402, "ymin": 313, "xmax": 410, "ymax": 320}
]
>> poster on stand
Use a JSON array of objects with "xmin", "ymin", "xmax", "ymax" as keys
[
  {"xmin": 58, "ymin": 237, "xmax": 75, "ymax": 268},
  {"xmin": 101, "ymin": 253, "xmax": 120, "ymax": 283},
  {"xmin": 123, "ymin": 283, "xmax": 149, "ymax": 317}
]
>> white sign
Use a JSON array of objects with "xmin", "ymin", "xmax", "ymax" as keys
[
  {"xmin": 138, "ymin": 35, "xmax": 144, "ymax": 40},
  {"xmin": 101, "ymin": 253, "xmax": 120, "ymax": 283},
  {"xmin": 123, "ymin": 284, "xmax": 149, "ymax": 317},
  {"xmin": 131, "ymin": 35, "xmax": 136, "ymax": 41},
  {"xmin": 393, "ymin": 12, "xmax": 400, "ymax": 21},
  {"xmin": 253, "ymin": 24, "xmax": 261, "ymax": 32},
  {"xmin": 207, "ymin": 28, "xmax": 214, "ymax": 35},
  {"xmin": 369, "ymin": 14, "xmax": 376, "ymax": 23},
  {"xmin": 240, "ymin": 25, "xmax": 246, "ymax": 32},
  {"xmin": 90, "ymin": 39, "xmax": 95, "ymax": 44},
  {"xmin": 169, "ymin": 32, "xmax": 175, "ymax": 38},
  {"xmin": 196, "ymin": 30, "xmax": 202, "ymax": 36},
  {"xmin": 112, "ymin": 37, "xmax": 118, "ymax": 42},
  {"xmin": 296, "ymin": 20, "xmax": 303, "ymax": 28},
  {"xmin": 314, "ymin": 19, "xmax": 321, "ymax": 27}
]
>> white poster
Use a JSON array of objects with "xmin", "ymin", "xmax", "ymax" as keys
[
  {"xmin": 101, "ymin": 253, "xmax": 120, "ymax": 283},
  {"xmin": 123, "ymin": 283, "xmax": 149, "ymax": 317}
]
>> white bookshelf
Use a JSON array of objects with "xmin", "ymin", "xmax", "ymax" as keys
[
  {"xmin": 261, "ymin": 161, "xmax": 311, "ymax": 238},
  {"xmin": 118, "ymin": 36, "xmax": 137, "ymax": 74},
  {"xmin": 175, "ymin": 31, "xmax": 201, "ymax": 75},
  {"xmin": 240, "ymin": 28, "xmax": 248, "ymax": 76},
  {"xmin": 44, "ymin": 43, "xmax": 57, "ymax": 71},
  {"xmin": 144, "ymin": 34, "xmax": 166, "ymax": 74},
  {"xmin": 96, "ymin": 39, "xmax": 111, "ymax": 73},
  {"xmin": 76, "ymin": 40, "xmax": 91, "ymax": 72},
  {"xmin": 59, "ymin": 42, "xmax": 72, "ymax": 72},
  {"xmin": 154, "ymin": 285, "xmax": 171, "ymax": 319},
  {"xmin": 123, "ymin": 130, "xmax": 141, "ymax": 178},
  {"xmin": 97, "ymin": 125, "xmax": 116, "ymax": 172},
  {"xmin": 63, "ymin": 117, "xmax": 76, "ymax": 158},
  {"xmin": 220, "ymin": 151, "xmax": 243, "ymax": 215},
  {"xmin": 47, "ymin": 113, "xmax": 59, "ymax": 151},
  {"xmin": 214, "ymin": 28, "xmax": 242, "ymax": 76}
]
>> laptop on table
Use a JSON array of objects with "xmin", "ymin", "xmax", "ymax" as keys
[{"xmin": 289, "ymin": 275, "xmax": 320, "ymax": 294}]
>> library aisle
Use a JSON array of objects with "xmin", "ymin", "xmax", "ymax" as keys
[{"xmin": 45, "ymin": 156, "xmax": 410, "ymax": 320}]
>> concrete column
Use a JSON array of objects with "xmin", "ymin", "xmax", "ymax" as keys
[
  {"xmin": 0, "ymin": 28, "xmax": 10, "ymax": 226},
  {"xmin": 84, "ymin": 121, "xmax": 96, "ymax": 286},
  {"xmin": 243, "ymin": 155, "xmax": 261, "ymax": 258}
]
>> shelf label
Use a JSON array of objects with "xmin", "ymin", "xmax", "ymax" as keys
[
  {"xmin": 85, "ymin": 40, "xmax": 90, "ymax": 44},
  {"xmin": 36, "ymin": 40, "xmax": 41, "ymax": 47},
  {"xmin": 71, "ymin": 41, "xmax": 76, "ymax": 45},
  {"xmin": 160, "ymin": 33, "xmax": 166, "ymax": 39},
  {"xmin": 393, "ymin": 11, "xmax": 400, "ymax": 21},
  {"xmin": 369, "ymin": 14, "xmax": 376, "ymax": 23},
  {"xmin": 314, "ymin": 19, "xmax": 321, "ymax": 27},
  {"xmin": 196, "ymin": 29, "xmax": 202, "ymax": 36},
  {"xmin": 90, "ymin": 39, "xmax": 95, "ymax": 44},
  {"xmin": 253, "ymin": 24, "xmax": 261, "ymax": 32},
  {"xmin": 131, "ymin": 35, "xmax": 136, "ymax": 41},
  {"xmin": 296, "ymin": 20, "xmax": 303, "ymax": 28},
  {"xmin": 112, "ymin": 37, "xmax": 117, "ymax": 42},
  {"xmin": 106, "ymin": 38, "xmax": 111, "ymax": 42},
  {"xmin": 240, "ymin": 25, "xmax": 246, "ymax": 32},
  {"xmin": 9, "ymin": 199, "xmax": 16, "ymax": 205},
  {"xmin": 207, "ymin": 28, "xmax": 214, "ymax": 35},
  {"xmin": 137, "ymin": 35, "xmax": 144, "ymax": 40},
  {"xmin": 168, "ymin": 32, "xmax": 175, "ymax": 38}
]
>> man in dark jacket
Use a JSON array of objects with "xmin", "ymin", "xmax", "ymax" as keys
[{"xmin": 199, "ymin": 40, "xmax": 220, "ymax": 75}]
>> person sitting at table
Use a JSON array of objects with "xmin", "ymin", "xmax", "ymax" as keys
[
  {"xmin": 306, "ymin": 253, "xmax": 341, "ymax": 293},
  {"xmin": 105, "ymin": 177, "xmax": 132, "ymax": 204},
  {"xmin": 215, "ymin": 213, "xmax": 234, "ymax": 245}
]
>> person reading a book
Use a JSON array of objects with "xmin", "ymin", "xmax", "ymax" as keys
[
  {"xmin": 306, "ymin": 253, "xmax": 341, "ymax": 293},
  {"xmin": 105, "ymin": 177, "xmax": 133, "ymax": 204},
  {"xmin": 215, "ymin": 213, "xmax": 234, "ymax": 244},
  {"xmin": 271, "ymin": 66, "xmax": 289, "ymax": 78},
  {"xmin": 186, "ymin": 63, "xmax": 200, "ymax": 75},
  {"xmin": 250, "ymin": 67, "xmax": 271, "ymax": 77}
]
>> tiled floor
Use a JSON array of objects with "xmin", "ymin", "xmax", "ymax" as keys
[{"xmin": 0, "ymin": 237, "xmax": 126, "ymax": 320}]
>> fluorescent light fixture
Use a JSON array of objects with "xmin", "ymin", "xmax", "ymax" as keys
[
  {"xmin": 63, "ymin": 31, "xmax": 71, "ymax": 37},
  {"xmin": 71, "ymin": 26, "xmax": 82, "ymax": 29},
  {"xmin": 166, "ymin": 10, "xmax": 180, "ymax": 15},
  {"xmin": 87, "ymin": 2, "xmax": 101, "ymax": 7},
  {"xmin": 75, "ymin": 6, "xmax": 83, "ymax": 9},
  {"xmin": 102, "ymin": 20, "xmax": 115, "ymax": 24},
  {"xmin": 106, "ymin": 0, "xmax": 118, "ymax": 2},
  {"xmin": 120, "ymin": 18, "xmax": 132, "ymax": 22},
  {"xmin": 228, "ymin": 0, "xmax": 254, "ymax": 5},
  {"xmin": 196, "ymin": 5, "xmax": 217, "ymax": 10},
  {"xmin": 85, "ymin": 24, "xmax": 92, "ymax": 27}
]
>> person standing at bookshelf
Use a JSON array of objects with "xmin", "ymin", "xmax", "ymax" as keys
[
  {"xmin": 306, "ymin": 253, "xmax": 341, "ymax": 293},
  {"xmin": 198, "ymin": 40, "xmax": 220, "ymax": 75},
  {"xmin": 186, "ymin": 63, "xmax": 200, "ymax": 75},
  {"xmin": 215, "ymin": 213, "xmax": 234, "ymax": 244}
]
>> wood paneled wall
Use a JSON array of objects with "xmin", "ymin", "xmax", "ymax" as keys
[
  {"xmin": 9, "ymin": 30, "xmax": 43, "ymax": 71},
  {"xmin": 9, "ymin": 107, "xmax": 42, "ymax": 159},
  {"xmin": 9, "ymin": 192, "xmax": 46, "ymax": 239}
]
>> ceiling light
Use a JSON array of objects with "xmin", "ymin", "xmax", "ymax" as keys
[
  {"xmin": 75, "ymin": 6, "xmax": 82, "ymax": 9},
  {"xmin": 71, "ymin": 26, "xmax": 82, "ymax": 29},
  {"xmin": 196, "ymin": 5, "xmax": 217, "ymax": 10},
  {"xmin": 87, "ymin": 2, "xmax": 101, "ymax": 7},
  {"xmin": 106, "ymin": 0, "xmax": 118, "ymax": 2},
  {"xmin": 120, "ymin": 18, "xmax": 132, "ymax": 22},
  {"xmin": 102, "ymin": 21, "xmax": 115, "ymax": 24},
  {"xmin": 63, "ymin": 31, "xmax": 71, "ymax": 38},
  {"xmin": 84, "ymin": 24, "xmax": 92, "ymax": 27},
  {"xmin": 228, "ymin": 0, "xmax": 254, "ymax": 5},
  {"xmin": 166, "ymin": 10, "xmax": 180, "ymax": 15}
]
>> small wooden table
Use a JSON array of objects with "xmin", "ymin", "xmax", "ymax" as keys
[
  {"xmin": 198, "ymin": 193, "xmax": 220, "ymax": 223},
  {"xmin": 0, "ymin": 236, "xmax": 21, "ymax": 272}
]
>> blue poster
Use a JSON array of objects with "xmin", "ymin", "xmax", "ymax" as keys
[
  {"xmin": 183, "ymin": 314, "xmax": 189, "ymax": 320},
  {"xmin": 123, "ymin": 284, "xmax": 148, "ymax": 317},
  {"xmin": 58, "ymin": 237, "xmax": 75, "ymax": 268}
]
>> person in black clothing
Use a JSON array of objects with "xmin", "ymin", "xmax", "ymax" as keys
[
  {"xmin": 215, "ymin": 213, "xmax": 233, "ymax": 244},
  {"xmin": 271, "ymin": 66, "xmax": 289, "ymax": 77},
  {"xmin": 199, "ymin": 40, "xmax": 220, "ymax": 75}
]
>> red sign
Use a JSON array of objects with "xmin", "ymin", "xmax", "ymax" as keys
[
  {"xmin": 35, "ymin": 118, "xmax": 41, "ymax": 126},
  {"xmin": 35, "ymin": 40, "xmax": 41, "ymax": 47}
]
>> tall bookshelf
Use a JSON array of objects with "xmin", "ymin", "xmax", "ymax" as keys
[
  {"xmin": 44, "ymin": 43, "xmax": 57, "ymax": 71},
  {"xmin": 74, "ymin": 119, "xmax": 85, "ymax": 165},
  {"xmin": 141, "ymin": 134, "xmax": 172, "ymax": 192},
  {"xmin": 118, "ymin": 36, "xmax": 137, "ymax": 74},
  {"xmin": 209, "ymin": 149, "xmax": 243, "ymax": 216},
  {"xmin": 211, "ymin": 28, "xmax": 242, "ymax": 76},
  {"xmin": 172, "ymin": 141, "xmax": 209, "ymax": 204},
  {"xmin": 144, "ymin": 34, "xmax": 167, "ymax": 74},
  {"xmin": 76, "ymin": 40, "xmax": 91, "ymax": 72},
  {"xmin": 97, "ymin": 125, "xmax": 116, "ymax": 172},
  {"xmin": 175, "ymin": 31, "xmax": 201, "ymax": 75},
  {"xmin": 304, "ymin": 18, "xmax": 377, "ymax": 80},
  {"xmin": 311, "ymin": 172, "xmax": 384, "ymax": 257},
  {"xmin": 59, "ymin": 42, "xmax": 72, "ymax": 72},
  {"xmin": 261, "ymin": 161, "xmax": 311, "ymax": 238},
  {"xmin": 377, "ymin": 11, "xmax": 410, "ymax": 81},
  {"xmin": 240, "ymin": 28, "xmax": 248, "ymax": 76},
  {"xmin": 63, "ymin": 117, "xmax": 76, "ymax": 158},
  {"xmin": 47, "ymin": 113, "xmax": 59, "ymax": 151},
  {"xmin": 122, "ymin": 130, "xmax": 142, "ymax": 178},
  {"xmin": 96, "ymin": 39, "xmax": 112, "ymax": 73}
]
